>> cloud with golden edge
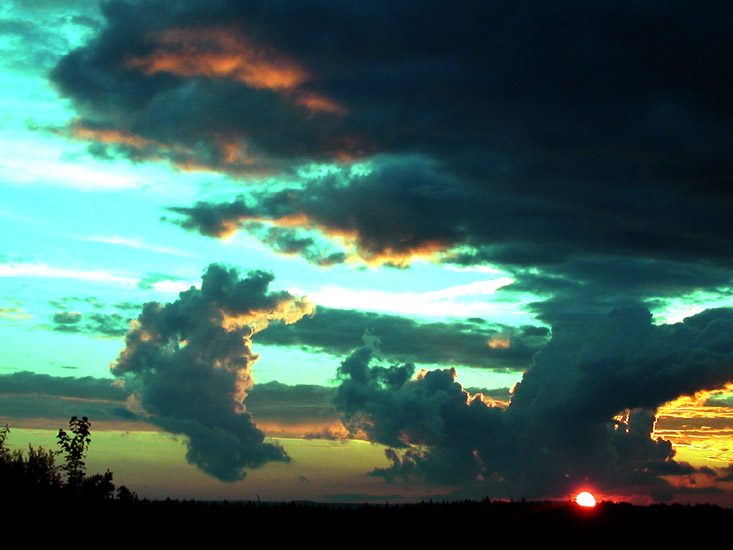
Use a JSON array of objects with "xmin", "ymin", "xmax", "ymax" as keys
[
  {"xmin": 111, "ymin": 264, "xmax": 315, "ymax": 481},
  {"xmin": 71, "ymin": 124, "xmax": 158, "ymax": 149},
  {"xmin": 126, "ymin": 26, "xmax": 345, "ymax": 115}
]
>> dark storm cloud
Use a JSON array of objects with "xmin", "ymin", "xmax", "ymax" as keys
[
  {"xmin": 166, "ymin": 153, "xmax": 732, "ymax": 269},
  {"xmin": 258, "ymin": 306, "xmax": 548, "ymax": 372},
  {"xmin": 333, "ymin": 307, "xmax": 733, "ymax": 500},
  {"xmin": 52, "ymin": 1, "xmax": 733, "ymax": 268},
  {"xmin": 501, "ymin": 256, "xmax": 733, "ymax": 325},
  {"xmin": 111, "ymin": 263, "xmax": 314, "ymax": 481}
]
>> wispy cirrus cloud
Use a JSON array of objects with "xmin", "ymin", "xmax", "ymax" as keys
[
  {"xmin": 80, "ymin": 235, "xmax": 198, "ymax": 257},
  {"xmin": 0, "ymin": 262, "xmax": 139, "ymax": 286},
  {"xmin": 0, "ymin": 262, "xmax": 192, "ymax": 294}
]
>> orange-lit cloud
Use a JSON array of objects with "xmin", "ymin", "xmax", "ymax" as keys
[
  {"xmin": 659, "ymin": 383, "xmax": 733, "ymax": 409},
  {"xmin": 72, "ymin": 121, "xmax": 278, "ymax": 175},
  {"xmin": 487, "ymin": 336, "xmax": 511, "ymax": 349},
  {"xmin": 215, "ymin": 136, "xmax": 255, "ymax": 166},
  {"xmin": 220, "ymin": 297, "xmax": 315, "ymax": 334},
  {"xmin": 203, "ymin": 210, "xmax": 450, "ymax": 267},
  {"xmin": 127, "ymin": 27, "xmax": 309, "ymax": 90},
  {"xmin": 256, "ymin": 420, "xmax": 349, "ymax": 440},
  {"xmin": 352, "ymin": 240, "xmax": 449, "ymax": 268},
  {"xmin": 295, "ymin": 92, "xmax": 348, "ymax": 115},
  {"xmin": 326, "ymin": 134, "xmax": 376, "ymax": 162},
  {"xmin": 469, "ymin": 392, "xmax": 509, "ymax": 409},
  {"xmin": 126, "ymin": 27, "xmax": 344, "ymax": 115},
  {"xmin": 72, "ymin": 123, "xmax": 160, "ymax": 150}
]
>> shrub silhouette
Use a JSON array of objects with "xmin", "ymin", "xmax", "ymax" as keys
[
  {"xmin": 0, "ymin": 424, "xmax": 61, "ymax": 499},
  {"xmin": 1, "ymin": 416, "xmax": 128, "ymax": 502}
]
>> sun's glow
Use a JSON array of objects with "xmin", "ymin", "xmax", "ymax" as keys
[{"xmin": 575, "ymin": 492, "xmax": 596, "ymax": 507}]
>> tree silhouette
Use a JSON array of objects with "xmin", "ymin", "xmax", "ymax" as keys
[
  {"xmin": 57, "ymin": 415, "xmax": 92, "ymax": 489},
  {"xmin": 56, "ymin": 416, "xmax": 116, "ymax": 499}
]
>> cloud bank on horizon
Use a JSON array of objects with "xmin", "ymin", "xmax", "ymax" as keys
[{"xmin": 13, "ymin": 0, "xmax": 731, "ymax": 499}]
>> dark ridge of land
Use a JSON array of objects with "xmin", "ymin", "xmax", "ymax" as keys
[{"xmin": 8, "ymin": 497, "xmax": 729, "ymax": 545}]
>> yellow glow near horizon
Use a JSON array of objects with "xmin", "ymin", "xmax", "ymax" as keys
[
  {"xmin": 0, "ymin": 426, "xmax": 402, "ymax": 502},
  {"xmin": 654, "ymin": 384, "xmax": 733, "ymax": 468}
]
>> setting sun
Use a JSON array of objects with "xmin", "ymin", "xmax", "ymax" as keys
[{"xmin": 575, "ymin": 492, "xmax": 597, "ymax": 507}]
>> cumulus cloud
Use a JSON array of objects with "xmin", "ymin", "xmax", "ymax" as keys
[
  {"xmin": 111, "ymin": 263, "xmax": 314, "ymax": 481},
  {"xmin": 333, "ymin": 307, "xmax": 733, "ymax": 500}
]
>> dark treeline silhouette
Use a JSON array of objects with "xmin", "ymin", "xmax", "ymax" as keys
[
  {"xmin": 23, "ymin": 497, "xmax": 725, "ymax": 545},
  {"xmin": 2, "ymin": 418, "xmax": 728, "ymax": 545}
]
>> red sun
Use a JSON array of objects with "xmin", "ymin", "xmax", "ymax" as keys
[{"xmin": 575, "ymin": 491, "xmax": 596, "ymax": 507}]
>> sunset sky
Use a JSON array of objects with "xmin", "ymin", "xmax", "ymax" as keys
[{"xmin": 1, "ymin": 1, "xmax": 732, "ymax": 505}]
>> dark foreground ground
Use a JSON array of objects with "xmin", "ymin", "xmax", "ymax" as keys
[{"xmin": 10, "ymin": 497, "xmax": 729, "ymax": 546}]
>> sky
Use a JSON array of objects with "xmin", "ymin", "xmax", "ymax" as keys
[{"xmin": 1, "ymin": 0, "xmax": 732, "ymax": 505}]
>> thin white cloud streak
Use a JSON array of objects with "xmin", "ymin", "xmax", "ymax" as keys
[
  {"xmin": 0, "ymin": 263, "xmax": 138, "ymax": 285},
  {"xmin": 0, "ymin": 262, "xmax": 190, "ymax": 293},
  {"xmin": 292, "ymin": 278, "xmax": 517, "ymax": 318},
  {"xmin": 81, "ymin": 236, "xmax": 198, "ymax": 258},
  {"xmin": 419, "ymin": 278, "xmax": 515, "ymax": 301},
  {"xmin": 149, "ymin": 280, "xmax": 192, "ymax": 293},
  {"xmin": 0, "ymin": 156, "xmax": 140, "ymax": 191}
]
